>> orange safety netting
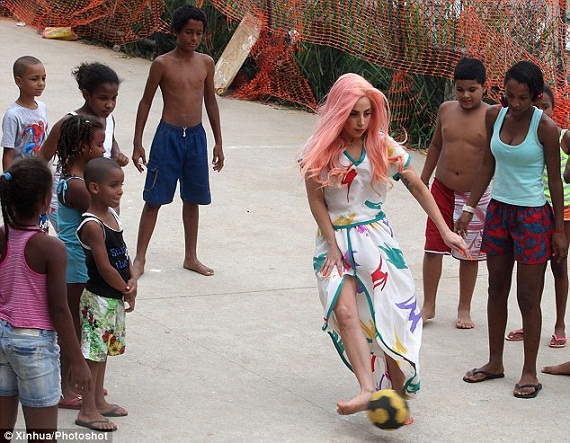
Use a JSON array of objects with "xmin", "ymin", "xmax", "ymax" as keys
[
  {"xmin": 204, "ymin": 0, "xmax": 570, "ymax": 128},
  {"xmin": 3, "ymin": 0, "xmax": 570, "ymax": 129},
  {"xmin": 2, "ymin": 0, "xmax": 170, "ymax": 45}
]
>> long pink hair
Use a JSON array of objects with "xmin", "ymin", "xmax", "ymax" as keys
[{"xmin": 300, "ymin": 73, "xmax": 399, "ymax": 187}]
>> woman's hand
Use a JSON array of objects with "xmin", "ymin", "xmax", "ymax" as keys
[
  {"xmin": 442, "ymin": 229, "xmax": 470, "ymax": 258},
  {"xmin": 320, "ymin": 245, "xmax": 344, "ymax": 278}
]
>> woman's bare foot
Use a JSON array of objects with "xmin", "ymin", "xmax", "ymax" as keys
[
  {"xmin": 336, "ymin": 390, "xmax": 373, "ymax": 415},
  {"xmin": 542, "ymin": 361, "xmax": 570, "ymax": 375},
  {"xmin": 183, "ymin": 258, "xmax": 214, "ymax": 276},
  {"xmin": 456, "ymin": 311, "xmax": 474, "ymax": 329}
]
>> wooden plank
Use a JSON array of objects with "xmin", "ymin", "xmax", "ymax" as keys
[{"xmin": 214, "ymin": 12, "xmax": 262, "ymax": 95}]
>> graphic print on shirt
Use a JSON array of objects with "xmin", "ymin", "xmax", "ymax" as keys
[{"xmin": 21, "ymin": 121, "xmax": 46, "ymax": 155}]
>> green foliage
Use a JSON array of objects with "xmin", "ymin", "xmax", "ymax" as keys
[
  {"xmin": 118, "ymin": 0, "xmax": 444, "ymax": 148},
  {"xmin": 121, "ymin": 0, "xmax": 237, "ymax": 60}
]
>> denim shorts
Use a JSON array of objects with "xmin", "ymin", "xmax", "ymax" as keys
[
  {"xmin": 0, "ymin": 318, "xmax": 61, "ymax": 407},
  {"xmin": 143, "ymin": 120, "xmax": 211, "ymax": 206}
]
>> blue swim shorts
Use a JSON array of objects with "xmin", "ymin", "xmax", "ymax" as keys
[
  {"xmin": 143, "ymin": 120, "xmax": 211, "ymax": 205},
  {"xmin": 0, "ymin": 319, "xmax": 61, "ymax": 407}
]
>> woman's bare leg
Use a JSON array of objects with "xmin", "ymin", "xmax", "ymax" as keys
[{"xmin": 333, "ymin": 276, "xmax": 375, "ymax": 415}]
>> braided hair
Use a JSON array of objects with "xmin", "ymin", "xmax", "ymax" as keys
[
  {"xmin": 56, "ymin": 114, "xmax": 104, "ymax": 176},
  {"xmin": 0, "ymin": 158, "xmax": 52, "ymax": 244}
]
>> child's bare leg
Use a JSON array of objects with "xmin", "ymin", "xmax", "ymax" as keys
[
  {"xmin": 542, "ymin": 360, "xmax": 570, "ymax": 375},
  {"xmin": 21, "ymin": 405, "xmax": 57, "ymax": 443},
  {"xmin": 333, "ymin": 276, "xmax": 375, "ymax": 415},
  {"xmin": 421, "ymin": 252, "xmax": 443, "ymax": 321},
  {"xmin": 133, "ymin": 202, "xmax": 161, "ymax": 275},
  {"xmin": 182, "ymin": 201, "xmax": 213, "ymax": 276},
  {"xmin": 463, "ymin": 255, "xmax": 513, "ymax": 382},
  {"xmin": 0, "ymin": 395, "xmax": 19, "ymax": 441},
  {"xmin": 514, "ymin": 262, "xmax": 546, "ymax": 397},
  {"xmin": 60, "ymin": 283, "xmax": 84, "ymax": 402},
  {"xmin": 457, "ymin": 260, "xmax": 478, "ymax": 329},
  {"xmin": 550, "ymin": 253, "xmax": 568, "ymax": 341},
  {"xmin": 94, "ymin": 360, "xmax": 127, "ymax": 416},
  {"xmin": 77, "ymin": 360, "xmax": 117, "ymax": 431}
]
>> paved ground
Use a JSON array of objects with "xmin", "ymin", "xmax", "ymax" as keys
[{"xmin": 1, "ymin": 16, "xmax": 568, "ymax": 443}]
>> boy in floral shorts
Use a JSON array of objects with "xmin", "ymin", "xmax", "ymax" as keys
[{"xmin": 75, "ymin": 157, "xmax": 138, "ymax": 432}]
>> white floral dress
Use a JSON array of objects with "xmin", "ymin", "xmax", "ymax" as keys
[{"xmin": 313, "ymin": 143, "xmax": 422, "ymax": 396}]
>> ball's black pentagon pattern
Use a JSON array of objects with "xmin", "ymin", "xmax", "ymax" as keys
[{"xmin": 366, "ymin": 389, "xmax": 409, "ymax": 430}]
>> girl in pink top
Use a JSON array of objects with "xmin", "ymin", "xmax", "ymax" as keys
[{"xmin": 0, "ymin": 158, "xmax": 90, "ymax": 440}]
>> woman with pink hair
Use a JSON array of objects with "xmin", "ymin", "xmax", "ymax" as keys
[{"xmin": 300, "ymin": 73, "xmax": 467, "ymax": 416}]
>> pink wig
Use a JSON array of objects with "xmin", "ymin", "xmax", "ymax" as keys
[{"xmin": 300, "ymin": 73, "xmax": 400, "ymax": 187}]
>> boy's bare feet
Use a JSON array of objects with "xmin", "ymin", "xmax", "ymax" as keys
[
  {"xmin": 183, "ymin": 258, "xmax": 214, "ymax": 276},
  {"xmin": 336, "ymin": 390, "xmax": 373, "ymax": 415},
  {"xmin": 456, "ymin": 311, "xmax": 474, "ymax": 329},
  {"xmin": 542, "ymin": 361, "xmax": 570, "ymax": 375}
]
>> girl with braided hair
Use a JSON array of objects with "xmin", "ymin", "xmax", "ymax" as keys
[
  {"xmin": 0, "ymin": 158, "xmax": 91, "ymax": 436},
  {"xmin": 55, "ymin": 114, "xmax": 104, "ymax": 408}
]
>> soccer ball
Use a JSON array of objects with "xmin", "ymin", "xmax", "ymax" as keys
[{"xmin": 366, "ymin": 389, "xmax": 409, "ymax": 430}]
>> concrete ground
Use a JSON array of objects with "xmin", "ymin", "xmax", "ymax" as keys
[{"xmin": 1, "ymin": 16, "xmax": 568, "ymax": 443}]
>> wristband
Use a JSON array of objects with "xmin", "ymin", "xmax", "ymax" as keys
[
  {"xmin": 462, "ymin": 204, "xmax": 475, "ymax": 214},
  {"xmin": 554, "ymin": 228, "xmax": 564, "ymax": 234}
]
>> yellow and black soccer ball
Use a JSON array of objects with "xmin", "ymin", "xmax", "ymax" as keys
[{"xmin": 366, "ymin": 389, "xmax": 409, "ymax": 430}]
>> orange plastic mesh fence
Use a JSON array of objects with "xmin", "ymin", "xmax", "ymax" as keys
[
  {"xmin": 2, "ymin": 0, "xmax": 170, "ymax": 46},
  {"xmin": 202, "ymin": 0, "xmax": 570, "ymax": 128},
  {"xmin": 4, "ymin": 0, "xmax": 570, "ymax": 129}
]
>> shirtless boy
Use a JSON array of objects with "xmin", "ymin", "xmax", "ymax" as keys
[
  {"xmin": 131, "ymin": 5, "xmax": 224, "ymax": 276},
  {"xmin": 420, "ymin": 58, "xmax": 490, "ymax": 329}
]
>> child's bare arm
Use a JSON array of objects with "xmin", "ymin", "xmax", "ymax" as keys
[
  {"xmin": 420, "ymin": 105, "xmax": 445, "ymax": 186},
  {"xmin": 39, "ymin": 115, "xmax": 69, "ymax": 162},
  {"xmin": 110, "ymin": 116, "xmax": 129, "ymax": 166},
  {"xmin": 203, "ymin": 56, "xmax": 224, "ymax": 172},
  {"xmin": 79, "ymin": 221, "xmax": 130, "ymax": 292},
  {"xmin": 123, "ymin": 261, "xmax": 138, "ymax": 312},
  {"xmin": 132, "ymin": 60, "xmax": 162, "ymax": 172},
  {"xmin": 63, "ymin": 178, "xmax": 91, "ymax": 213},
  {"xmin": 2, "ymin": 148, "xmax": 13, "ymax": 171},
  {"xmin": 455, "ymin": 106, "xmax": 498, "ymax": 236},
  {"xmin": 44, "ymin": 236, "xmax": 92, "ymax": 392},
  {"xmin": 561, "ymin": 129, "xmax": 570, "ymax": 155}
]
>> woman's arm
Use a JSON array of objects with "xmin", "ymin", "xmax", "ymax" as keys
[
  {"xmin": 400, "ymin": 165, "xmax": 468, "ymax": 255},
  {"xmin": 305, "ymin": 177, "xmax": 343, "ymax": 277}
]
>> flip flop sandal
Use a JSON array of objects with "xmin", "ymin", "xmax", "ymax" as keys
[
  {"xmin": 513, "ymin": 383, "xmax": 542, "ymax": 399},
  {"xmin": 505, "ymin": 328, "xmax": 524, "ymax": 341},
  {"xmin": 549, "ymin": 333, "xmax": 567, "ymax": 348}
]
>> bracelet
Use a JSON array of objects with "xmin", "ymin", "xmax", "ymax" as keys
[
  {"xmin": 462, "ymin": 204, "xmax": 475, "ymax": 214},
  {"xmin": 554, "ymin": 228, "xmax": 564, "ymax": 234}
]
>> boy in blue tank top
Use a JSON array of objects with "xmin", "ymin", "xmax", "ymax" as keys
[{"xmin": 75, "ymin": 157, "xmax": 138, "ymax": 432}]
